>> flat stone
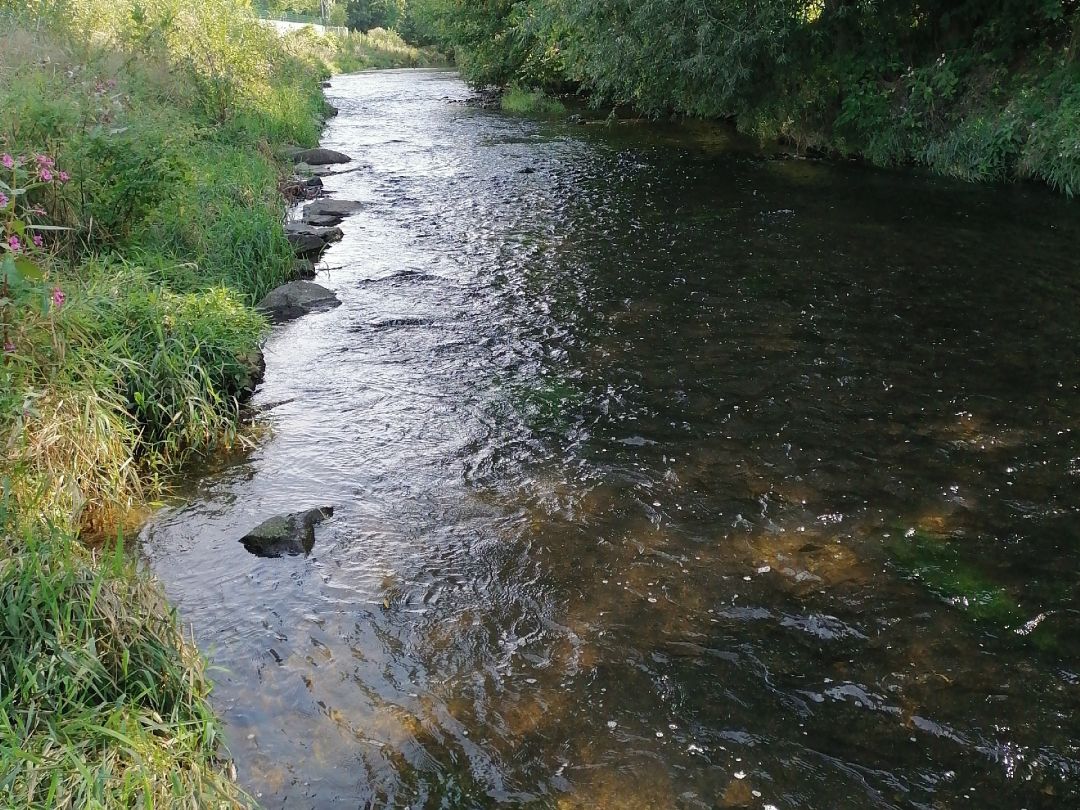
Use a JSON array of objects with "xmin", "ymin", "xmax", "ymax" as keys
[
  {"xmin": 304, "ymin": 213, "xmax": 345, "ymax": 227},
  {"xmin": 292, "ymin": 147, "xmax": 351, "ymax": 165},
  {"xmin": 240, "ymin": 507, "xmax": 334, "ymax": 558},
  {"xmin": 286, "ymin": 230, "xmax": 327, "ymax": 259},
  {"xmin": 257, "ymin": 280, "xmax": 340, "ymax": 324},
  {"xmin": 303, "ymin": 199, "xmax": 364, "ymax": 224},
  {"xmin": 286, "ymin": 222, "xmax": 344, "ymax": 243}
]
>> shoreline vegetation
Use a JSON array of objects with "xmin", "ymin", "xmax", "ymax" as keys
[
  {"xmin": 0, "ymin": 1, "xmax": 435, "ymax": 804},
  {"xmin": 415, "ymin": 0, "xmax": 1080, "ymax": 197}
]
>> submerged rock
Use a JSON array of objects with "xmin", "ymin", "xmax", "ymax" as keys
[
  {"xmin": 257, "ymin": 280, "xmax": 341, "ymax": 323},
  {"xmin": 240, "ymin": 507, "xmax": 334, "ymax": 558},
  {"xmin": 292, "ymin": 147, "xmax": 351, "ymax": 165},
  {"xmin": 304, "ymin": 213, "xmax": 345, "ymax": 227}
]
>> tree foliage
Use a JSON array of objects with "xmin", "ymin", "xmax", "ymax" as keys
[
  {"xmin": 346, "ymin": 0, "xmax": 406, "ymax": 31},
  {"xmin": 418, "ymin": 0, "xmax": 1080, "ymax": 193}
]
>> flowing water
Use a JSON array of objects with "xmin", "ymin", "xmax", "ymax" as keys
[{"xmin": 142, "ymin": 69, "xmax": 1080, "ymax": 809}]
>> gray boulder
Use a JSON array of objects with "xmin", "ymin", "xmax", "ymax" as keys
[
  {"xmin": 292, "ymin": 148, "xmax": 351, "ymax": 165},
  {"xmin": 286, "ymin": 230, "xmax": 327, "ymax": 260},
  {"xmin": 285, "ymin": 223, "xmax": 344, "ymax": 261},
  {"xmin": 302, "ymin": 199, "xmax": 364, "ymax": 225},
  {"xmin": 257, "ymin": 280, "xmax": 341, "ymax": 323},
  {"xmin": 240, "ymin": 507, "xmax": 334, "ymax": 558},
  {"xmin": 286, "ymin": 222, "xmax": 343, "ymax": 243},
  {"xmin": 304, "ymin": 213, "xmax": 346, "ymax": 228}
]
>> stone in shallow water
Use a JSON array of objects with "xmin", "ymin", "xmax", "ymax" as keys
[
  {"xmin": 257, "ymin": 280, "xmax": 340, "ymax": 324},
  {"xmin": 292, "ymin": 147, "xmax": 351, "ymax": 165},
  {"xmin": 240, "ymin": 507, "xmax": 334, "ymax": 558},
  {"xmin": 302, "ymin": 198, "xmax": 364, "ymax": 225}
]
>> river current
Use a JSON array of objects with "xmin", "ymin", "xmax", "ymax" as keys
[{"xmin": 142, "ymin": 69, "xmax": 1080, "ymax": 809}]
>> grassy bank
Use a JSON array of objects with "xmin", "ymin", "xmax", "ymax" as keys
[
  {"xmin": 272, "ymin": 24, "xmax": 443, "ymax": 74},
  {"xmin": 500, "ymin": 85, "xmax": 565, "ymax": 116},
  {"xmin": 0, "ymin": 1, "xmax": 404, "ymax": 805}
]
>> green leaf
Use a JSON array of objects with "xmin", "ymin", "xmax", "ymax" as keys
[{"xmin": 14, "ymin": 257, "xmax": 43, "ymax": 282}]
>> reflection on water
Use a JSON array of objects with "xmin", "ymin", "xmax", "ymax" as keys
[{"xmin": 142, "ymin": 69, "xmax": 1080, "ymax": 808}]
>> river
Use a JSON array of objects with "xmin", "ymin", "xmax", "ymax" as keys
[{"xmin": 142, "ymin": 69, "xmax": 1080, "ymax": 809}]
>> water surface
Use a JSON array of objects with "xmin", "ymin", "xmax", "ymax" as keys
[{"xmin": 143, "ymin": 69, "xmax": 1080, "ymax": 809}]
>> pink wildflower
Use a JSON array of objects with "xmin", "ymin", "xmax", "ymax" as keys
[
  {"xmin": 3, "ymin": 341, "xmax": 15, "ymax": 354},
  {"xmin": 7, "ymin": 235, "xmax": 20, "ymax": 252},
  {"xmin": 35, "ymin": 154, "xmax": 54, "ymax": 168},
  {"xmin": 39, "ymin": 168, "xmax": 52, "ymax": 182},
  {"xmin": 0, "ymin": 193, "xmax": 7, "ymax": 208},
  {"xmin": 52, "ymin": 287, "xmax": 65, "ymax": 308},
  {"xmin": 58, "ymin": 171, "xmax": 70, "ymax": 183},
  {"xmin": 1, "ymin": 154, "xmax": 13, "ymax": 169},
  {"xmin": 32, "ymin": 234, "xmax": 44, "ymax": 248}
]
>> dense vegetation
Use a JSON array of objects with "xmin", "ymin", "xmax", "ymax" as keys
[
  {"xmin": 0, "ymin": 1, "xmax": 425, "ymax": 804},
  {"xmin": 417, "ymin": 0, "xmax": 1080, "ymax": 194}
]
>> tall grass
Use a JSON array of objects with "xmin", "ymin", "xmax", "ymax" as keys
[{"xmin": 0, "ymin": 526, "xmax": 248, "ymax": 808}]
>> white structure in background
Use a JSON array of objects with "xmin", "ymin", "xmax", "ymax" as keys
[{"xmin": 262, "ymin": 19, "xmax": 348, "ymax": 36}]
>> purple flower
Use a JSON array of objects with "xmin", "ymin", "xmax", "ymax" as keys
[
  {"xmin": 35, "ymin": 154, "xmax": 54, "ymax": 168},
  {"xmin": 32, "ymin": 234, "xmax": 44, "ymax": 248},
  {"xmin": 3, "ymin": 341, "xmax": 14, "ymax": 354},
  {"xmin": 7, "ymin": 235, "xmax": 20, "ymax": 252},
  {"xmin": 39, "ymin": 168, "xmax": 52, "ymax": 182},
  {"xmin": 52, "ymin": 287, "xmax": 65, "ymax": 308},
  {"xmin": 1, "ymin": 154, "xmax": 13, "ymax": 169},
  {"xmin": 0, "ymin": 193, "xmax": 7, "ymax": 208},
  {"xmin": 58, "ymin": 171, "xmax": 70, "ymax": 183}
]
